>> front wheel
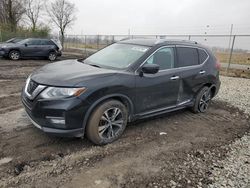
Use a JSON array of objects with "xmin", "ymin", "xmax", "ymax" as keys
[
  {"xmin": 86, "ymin": 100, "xmax": 128, "ymax": 145},
  {"xmin": 191, "ymin": 86, "xmax": 212, "ymax": 113},
  {"xmin": 48, "ymin": 52, "xmax": 57, "ymax": 61},
  {"xmin": 9, "ymin": 50, "xmax": 20, "ymax": 60}
]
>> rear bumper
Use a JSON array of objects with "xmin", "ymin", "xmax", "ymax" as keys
[
  {"xmin": 56, "ymin": 51, "xmax": 62, "ymax": 57},
  {"xmin": 214, "ymin": 80, "xmax": 221, "ymax": 96}
]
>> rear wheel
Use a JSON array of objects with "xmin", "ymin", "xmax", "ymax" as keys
[
  {"xmin": 192, "ymin": 86, "xmax": 212, "ymax": 113},
  {"xmin": 9, "ymin": 50, "xmax": 20, "ymax": 60},
  {"xmin": 86, "ymin": 100, "xmax": 128, "ymax": 145},
  {"xmin": 48, "ymin": 52, "xmax": 57, "ymax": 61}
]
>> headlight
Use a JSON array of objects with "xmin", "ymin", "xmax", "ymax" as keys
[{"xmin": 40, "ymin": 87, "xmax": 87, "ymax": 99}]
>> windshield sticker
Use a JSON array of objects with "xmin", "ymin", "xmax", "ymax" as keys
[{"xmin": 131, "ymin": 47, "xmax": 148, "ymax": 52}]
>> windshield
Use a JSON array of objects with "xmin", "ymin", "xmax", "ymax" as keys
[
  {"xmin": 6, "ymin": 38, "xmax": 23, "ymax": 43},
  {"xmin": 84, "ymin": 43, "xmax": 149, "ymax": 69},
  {"xmin": 17, "ymin": 39, "xmax": 30, "ymax": 44}
]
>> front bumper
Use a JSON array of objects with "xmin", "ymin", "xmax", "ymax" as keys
[
  {"xmin": 25, "ymin": 111, "xmax": 84, "ymax": 137},
  {"xmin": 0, "ymin": 49, "xmax": 7, "ymax": 56},
  {"xmin": 22, "ymin": 90, "xmax": 90, "ymax": 137}
]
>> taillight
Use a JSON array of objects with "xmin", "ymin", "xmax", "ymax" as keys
[{"xmin": 215, "ymin": 58, "xmax": 221, "ymax": 70}]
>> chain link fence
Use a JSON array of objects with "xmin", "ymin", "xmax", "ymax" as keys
[
  {"xmin": 63, "ymin": 34, "xmax": 250, "ymax": 71},
  {"xmin": 1, "ymin": 31, "xmax": 249, "ymax": 71}
]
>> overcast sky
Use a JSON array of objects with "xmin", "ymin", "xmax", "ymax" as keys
[{"xmin": 67, "ymin": 0, "xmax": 250, "ymax": 35}]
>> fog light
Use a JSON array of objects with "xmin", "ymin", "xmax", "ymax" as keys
[{"xmin": 46, "ymin": 116, "xmax": 65, "ymax": 125}]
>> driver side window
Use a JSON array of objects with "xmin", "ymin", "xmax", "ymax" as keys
[{"xmin": 145, "ymin": 47, "xmax": 175, "ymax": 70}]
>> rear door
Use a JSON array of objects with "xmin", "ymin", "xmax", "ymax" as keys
[
  {"xmin": 135, "ymin": 46, "xmax": 180, "ymax": 114},
  {"xmin": 40, "ymin": 39, "xmax": 55, "ymax": 56},
  {"xmin": 175, "ymin": 46, "xmax": 208, "ymax": 104}
]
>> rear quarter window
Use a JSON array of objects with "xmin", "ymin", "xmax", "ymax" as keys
[
  {"xmin": 198, "ymin": 49, "xmax": 209, "ymax": 63},
  {"xmin": 176, "ymin": 47, "xmax": 199, "ymax": 67},
  {"xmin": 40, "ymin": 40, "xmax": 55, "ymax": 45}
]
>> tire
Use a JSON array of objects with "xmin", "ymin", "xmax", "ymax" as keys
[
  {"xmin": 191, "ymin": 86, "xmax": 212, "ymax": 113},
  {"xmin": 86, "ymin": 100, "xmax": 128, "ymax": 145},
  {"xmin": 9, "ymin": 50, "xmax": 20, "ymax": 60},
  {"xmin": 48, "ymin": 52, "xmax": 57, "ymax": 61}
]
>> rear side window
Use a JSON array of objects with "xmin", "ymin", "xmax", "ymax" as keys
[
  {"xmin": 41, "ymin": 40, "xmax": 54, "ymax": 45},
  {"xmin": 198, "ymin": 49, "xmax": 208, "ymax": 63},
  {"xmin": 26, "ymin": 39, "xmax": 41, "ymax": 45},
  {"xmin": 176, "ymin": 47, "xmax": 199, "ymax": 67}
]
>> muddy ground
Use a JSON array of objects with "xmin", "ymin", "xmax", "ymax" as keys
[{"xmin": 0, "ymin": 58, "xmax": 249, "ymax": 188}]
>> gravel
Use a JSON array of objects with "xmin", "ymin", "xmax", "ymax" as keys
[
  {"xmin": 208, "ymin": 134, "xmax": 250, "ymax": 188},
  {"xmin": 215, "ymin": 76, "xmax": 250, "ymax": 114},
  {"xmin": 211, "ymin": 76, "xmax": 250, "ymax": 188}
]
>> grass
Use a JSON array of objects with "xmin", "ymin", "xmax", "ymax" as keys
[
  {"xmin": 220, "ymin": 67, "xmax": 250, "ymax": 79},
  {"xmin": 64, "ymin": 42, "xmax": 108, "ymax": 50},
  {"xmin": 215, "ymin": 52, "xmax": 250, "ymax": 65}
]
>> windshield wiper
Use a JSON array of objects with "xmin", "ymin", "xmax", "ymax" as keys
[{"xmin": 87, "ymin": 63, "xmax": 101, "ymax": 68}]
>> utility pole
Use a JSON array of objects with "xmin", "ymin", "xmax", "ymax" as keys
[
  {"xmin": 204, "ymin": 25, "xmax": 209, "ymax": 42},
  {"xmin": 227, "ymin": 24, "xmax": 234, "ymax": 52},
  {"xmin": 227, "ymin": 35, "xmax": 236, "ymax": 74},
  {"xmin": 0, "ymin": 28, "xmax": 2, "ymax": 42},
  {"xmin": 227, "ymin": 24, "xmax": 234, "ymax": 73},
  {"xmin": 128, "ymin": 28, "xmax": 130, "ymax": 38}
]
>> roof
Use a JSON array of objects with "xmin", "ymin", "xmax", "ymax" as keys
[{"xmin": 118, "ymin": 38, "xmax": 200, "ymax": 47}]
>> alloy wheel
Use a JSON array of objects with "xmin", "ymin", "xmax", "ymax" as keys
[
  {"xmin": 10, "ymin": 51, "xmax": 20, "ymax": 60},
  {"xmin": 199, "ymin": 90, "xmax": 211, "ymax": 112},
  {"xmin": 49, "ymin": 53, "xmax": 56, "ymax": 61},
  {"xmin": 98, "ymin": 107, "xmax": 124, "ymax": 139}
]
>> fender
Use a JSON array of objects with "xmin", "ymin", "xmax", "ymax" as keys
[{"xmin": 81, "ymin": 93, "xmax": 134, "ymax": 132}]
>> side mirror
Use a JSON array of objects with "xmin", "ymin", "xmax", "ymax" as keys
[
  {"xmin": 141, "ymin": 64, "xmax": 159, "ymax": 74},
  {"xmin": 24, "ymin": 43, "xmax": 28, "ymax": 47}
]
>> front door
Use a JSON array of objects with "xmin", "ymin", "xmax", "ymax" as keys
[
  {"xmin": 22, "ymin": 39, "xmax": 42, "ymax": 57},
  {"xmin": 135, "ymin": 47, "xmax": 180, "ymax": 114}
]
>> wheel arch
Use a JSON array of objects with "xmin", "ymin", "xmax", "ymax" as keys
[
  {"xmin": 48, "ymin": 49, "xmax": 56, "ymax": 55},
  {"xmin": 202, "ymin": 83, "xmax": 217, "ymax": 98},
  {"xmin": 82, "ymin": 94, "xmax": 134, "ymax": 132},
  {"xmin": 8, "ymin": 48, "xmax": 21, "ymax": 54}
]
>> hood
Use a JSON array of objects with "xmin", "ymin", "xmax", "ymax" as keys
[
  {"xmin": 0, "ymin": 42, "xmax": 17, "ymax": 48},
  {"xmin": 31, "ymin": 59, "xmax": 117, "ymax": 86}
]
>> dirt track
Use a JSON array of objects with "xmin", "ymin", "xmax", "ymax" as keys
[{"xmin": 0, "ymin": 58, "xmax": 249, "ymax": 187}]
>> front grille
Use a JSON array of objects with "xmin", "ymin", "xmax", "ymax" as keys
[
  {"xmin": 22, "ymin": 94, "xmax": 33, "ymax": 110},
  {"xmin": 27, "ymin": 80, "xmax": 39, "ymax": 94}
]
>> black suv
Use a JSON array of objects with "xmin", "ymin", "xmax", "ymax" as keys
[
  {"xmin": 0, "ymin": 38, "xmax": 62, "ymax": 61},
  {"xmin": 21, "ymin": 39, "xmax": 221, "ymax": 145}
]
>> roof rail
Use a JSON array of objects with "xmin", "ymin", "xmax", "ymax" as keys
[
  {"xmin": 180, "ymin": 40, "xmax": 198, "ymax": 44},
  {"xmin": 159, "ymin": 39, "xmax": 198, "ymax": 44},
  {"xmin": 155, "ymin": 39, "xmax": 198, "ymax": 45}
]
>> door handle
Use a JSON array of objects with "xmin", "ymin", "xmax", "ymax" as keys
[
  {"xmin": 170, "ymin": 76, "xmax": 180, "ymax": 80},
  {"xmin": 199, "ymin": 70, "xmax": 206, "ymax": 74}
]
